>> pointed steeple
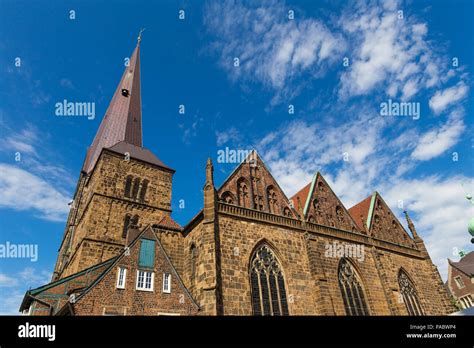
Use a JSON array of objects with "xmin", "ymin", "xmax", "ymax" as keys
[{"xmin": 83, "ymin": 38, "xmax": 143, "ymax": 173}]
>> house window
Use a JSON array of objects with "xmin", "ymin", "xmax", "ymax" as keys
[
  {"xmin": 454, "ymin": 276, "xmax": 465, "ymax": 289},
  {"xmin": 338, "ymin": 258, "xmax": 370, "ymax": 315},
  {"xmin": 136, "ymin": 270, "xmax": 154, "ymax": 291},
  {"xmin": 459, "ymin": 294, "xmax": 473, "ymax": 309},
  {"xmin": 116, "ymin": 267, "xmax": 127, "ymax": 289},
  {"xmin": 138, "ymin": 239, "xmax": 155, "ymax": 268},
  {"xmin": 163, "ymin": 273, "xmax": 171, "ymax": 293},
  {"xmin": 250, "ymin": 244, "xmax": 289, "ymax": 316}
]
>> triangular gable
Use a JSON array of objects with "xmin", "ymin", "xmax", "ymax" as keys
[
  {"xmin": 70, "ymin": 224, "xmax": 199, "ymax": 310},
  {"xmin": 366, "ymin": 192, "xmax": 415, "ymax": 247},
  {"xmin": 217, "ymin": 150, "xmax": 297, "ymax": 218},
  {"xmin": 19, "ymin": 258, "xmax": 116, "ymax": 312},
  {"xmin": 297, "ymin": 173, "xmax": 360, "ymax": 232}
]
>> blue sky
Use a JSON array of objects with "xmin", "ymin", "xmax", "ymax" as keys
[{"xmin": 0, "ymin": 0, "xmax": 473, "ymax": 314}]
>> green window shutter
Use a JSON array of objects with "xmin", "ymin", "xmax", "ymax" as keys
[{"xmin": 139, "ymin": 239, "xmax": 155, "ymax": 268}]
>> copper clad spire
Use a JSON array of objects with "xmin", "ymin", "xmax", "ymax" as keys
[{"xmin": 83, "ymin": 40, "xmax": 143, "ymax": 173}]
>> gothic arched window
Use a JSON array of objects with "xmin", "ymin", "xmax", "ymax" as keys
[
  {"xmin": 250, "ymin": 244, "xmax": 289, "ymax": 316},
  {"xmin": 338, "ymin": 258, "xmax": 370, "ymax": 315},
  {"xmin": 237, "ymin": 178, "xmax": 250, "ymax": 208},
  {"xmin": 132, "ymin": 177, "xmax": 141, "ymax": 199},
  {"xmin": 139, "ymin": 179, "xmax": 149, "ymax": 202},
  {"xmin": 124, "ymin": 175, "xmax": 133, "ymax": 198},
  {"xmin": 398, "ymin": 270, "xmax": 424, "ymax": 316}
]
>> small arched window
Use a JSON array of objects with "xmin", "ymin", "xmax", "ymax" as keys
[
  {"xmin": 190, "ymin": 244, "xmax": 197, "ymax": 282},
  {"xmin": 122, "ymin": 214, "xmax": 131, "ymax": 238},
  {"xmin": 250, "ymin": 244, "xmax": 289, "ymax": 316},
  {"xmin": 132, "ymin": 177, "xmax": 141, "ymax": 199},
  {"xmin": 338, "ymin": 258, "xmax": 370, "ymax": 315},
  {"xmin": 398, "ymin": 270, "xmax": 424, "ymax": 315},
  {"xmin": 124, "ymin": 176, "xmax": 133, "ymax": 198},
  {"xmin": 139, "ymin": 179, "xmax": 149, "ymax": 202}
]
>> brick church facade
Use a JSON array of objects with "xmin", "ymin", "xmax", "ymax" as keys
[{"xmin": 20, "ymin": 39, "xmax": 455, "ymax": 316}]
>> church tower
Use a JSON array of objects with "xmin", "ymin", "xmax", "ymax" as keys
[{"xmin": 52, "ymin": 36, "xmax": 174, "ymax": 280}]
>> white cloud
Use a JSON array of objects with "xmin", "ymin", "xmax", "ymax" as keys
[
  {"xmin": 204, "ymin": 0, "xmax": 346, "ymax": 103},
  {"xmin": 429, "ymin": 82, "xmax": 469, "ymax": 115},
  {"xmin": 19, "ymin": 267, "xmax": 51, "ymax": 285},
  {"xmin": 0, "ymin": 128, "xmax": 39, "ymax": 156},
  {"xmin": 0, "ymin": 163, "xmax": 70, "ymax": 221},
  {"xmin": 411, "ymin": 113, "xmax": 465, "ymax": 161},
  {"xmin": 0, "ymin": 273, "xmax": 18, "ymax": 287},
  {"xmin": 382, "ymin": 176, "xmax": 474, "ymax": 279},
  {"xmin": 0, "ymin": 289, "xmax": 24, "ymax": 315},
  {"xmin": 216, "ymin": 127, "xmax": 242, "ymax": 147},
  {"xmin": 0, "ymin": 267, "xmax": 52, "ymax": 315},
  {"xmin": 338, "ymin": 1, "xmax": 447, "ymax": 100},
  {"xmin": 255, "ymin": 110, "xmax": 472, "ymax": 281}
]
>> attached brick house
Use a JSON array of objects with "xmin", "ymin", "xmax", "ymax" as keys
[
  {"xmin": 21, "ymin": 221, "xmax": 199, "ymax": 316},
  {"xmin": 20, "ymin": 38, "xmax": 456, "ymax": 316},
  {"xmin": 446, "ymin": 252, "xmax": 474, "ymax": 310}
]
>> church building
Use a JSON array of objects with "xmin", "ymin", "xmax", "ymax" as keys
[{"xmin": 19, "ymin": 38, "xmax": 455, "ymax": 316}]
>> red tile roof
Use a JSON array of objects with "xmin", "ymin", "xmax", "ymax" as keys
[
  {"xmin": 154, "ymin": 215, "xmax": 182, "ymax": 231},
  {"xmin": 449, "ymin": 251, "xmax": 474, "ymax": 277},
  {"xmin": 290, "ymin": 182, "xmax": 311, "ymax": 211},
  {"xmin": 348, "ymin": 195, "xmax": 372, "ymax": 231}
]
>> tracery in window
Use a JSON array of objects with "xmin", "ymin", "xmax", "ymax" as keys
[
  {"xmin": 250, "ymin": 244, "xmax": 289, "ymax": 316},
  {"xmin": 338, "ymin": 258, "xmax": 370, "ymax": 316},
  {"xmin": 398, "ymin": 270, "xmax": 424, "ymax": 316}
]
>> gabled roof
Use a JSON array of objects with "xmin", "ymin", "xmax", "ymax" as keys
[
  {"xmin": 348, "ymin": 194, "xmax": 374, "ymax": 231},
  {"xmin": 217, "ymin": 150, "xmax": 296, "ymax": 216},
  {"xmin": 290, "ymin": 173, "xmax": 360, "ymax": 229},
  {"xmin": 290, "ymin": 182, "xmax": 311, "ymax": 213},
  {"xmin": 19, "ymin": 257, "xmax": 116, "ymax": 312},
  {"xmin": 107, "ymin": 141, "xmax": 174, "ymax": 172},
  {"xmin": 448, "ymin": 251, "xmax": 474, "ymax": 277},
  {"xmin": 68, "ymin": 225, "xmax": 199, "ymax": 311},
  {"xmin": 83, "ymin": 42, "xmax": 143, "ymax": 173},
  {"xmin": 154, "ymin": 215, "xmax": 182, "ymax": 231}
]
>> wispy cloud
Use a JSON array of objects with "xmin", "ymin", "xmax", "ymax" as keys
[
  {"xmin": 0, "ymin": 267, "xmax": 52, "ymax": 315},
  {"xmin": 336, "ymin": 0, "xmax": 466, "ymax": 103},
  {"xmin": 0, "ymin": 125, "xmax": 73, "ymax": 222},
  {"xmin": 0, "ymin": 163, "xmax": 70, "ymax": 221},
  {"xmin": 429, "ymin": 82, "xmax": 469, "ymax": 115},
  {"xmin": 204, "ymin": 0, "xmax": 346, "ymax": 105},
  {"xmin": 411, "ymin": 110, "xmax": 465, "ymax": 161}
]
